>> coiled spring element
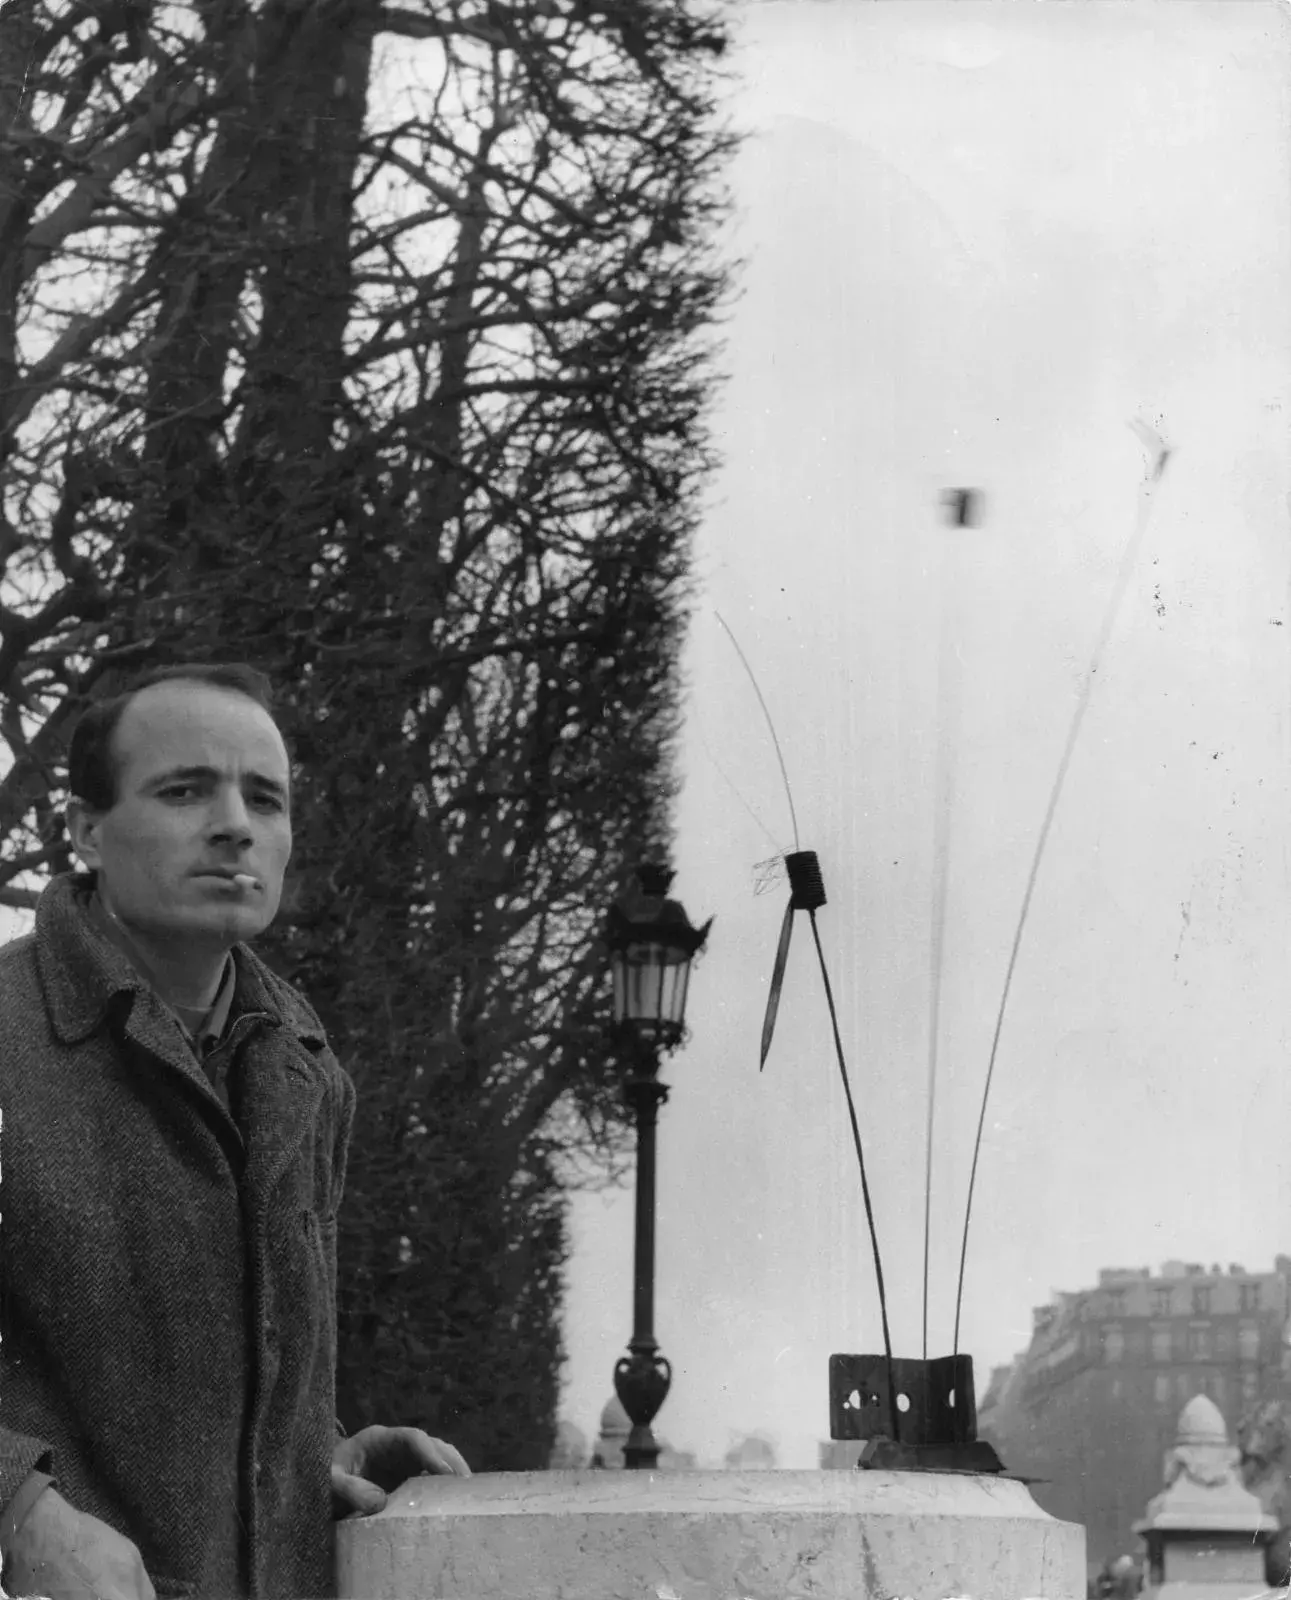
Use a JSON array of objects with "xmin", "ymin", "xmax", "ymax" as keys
[{"xmin": 785, "ymin": 850, "xmax": 826, "ymax": 912}]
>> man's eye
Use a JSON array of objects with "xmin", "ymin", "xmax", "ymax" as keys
[
  {"xmin": 251, "ymin": 793, "xmax": 286, "ymax": 812},
  {"xmin": 159, "ymin": 785, "xmax": 197, "ymax": 800}
]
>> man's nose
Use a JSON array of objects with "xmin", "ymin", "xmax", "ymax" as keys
[{"xmin": 209, "ymin": 788, "xmax": 253, "ymax": 844}]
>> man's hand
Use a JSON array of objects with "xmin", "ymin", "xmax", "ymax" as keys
[
  {"xmin": 331, "ymin": 1426, "xmax": 470, "ymax": 1519},
  {"xmin": 4, "ymin": 1488, "xmax": 155, "ymax": 1600}
]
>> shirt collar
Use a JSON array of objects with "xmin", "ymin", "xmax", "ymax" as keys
[{"xmin": 170, "ymin": 955, "xmax": 237, "ymax": 1049}]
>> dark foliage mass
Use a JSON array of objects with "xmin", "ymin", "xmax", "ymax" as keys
[
  {"xmin": 1239, "ymin": 1397, "xmax": 1291, "ymax": 1587},
  {"xmin": 0, "ymin": 0, "xmax": 734, "ymax": 1466}
]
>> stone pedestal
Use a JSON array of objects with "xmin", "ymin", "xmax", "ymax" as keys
[
  {"xmin": 336, "ymin": 1468, "xmax": 1085, "ymax": 1599},
  {"xmin": 1132, "ymin": 1395, "xmax": 1276, "ymax": 1600}
]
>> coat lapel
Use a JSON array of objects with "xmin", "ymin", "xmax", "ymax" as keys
[
  {"xmin": 36, "ymin": 874, "xmax": 331, "ymax": 1206},
  {"xmin": 230, "ymin": 947, "xmax": 328, "ymax": 1215},
  {"xmin": 237, "ymin": 1029, "xmax": 325, "ymax": 1215}
]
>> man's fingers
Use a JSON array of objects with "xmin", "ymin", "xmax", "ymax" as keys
[
  {"xmin": 331, "ymin": 1466, "xmax": 388, "ymax": 1518},
  {"xmin": 338, "ymin": 1424, "xmax": 472, "ymax": 1491},
  {"xmin": 405, "ymin": 1430, "xmax": 471, "ymax": 1477},
  {"xmin": 428, "ymin": 1439, "xmax": 471, "ymax": 1477}
]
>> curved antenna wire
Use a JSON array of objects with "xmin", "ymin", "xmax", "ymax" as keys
[
  {"xmin": 952, "ymin": 423, "xmax": 1171, "ymax": 1357},
  {"xmin": 715, "ymin": 610, "xmax": 801, "ymax": 852},
  {"xmin": 693, "ymin": 716, "xmax": 786, "ymax": 855},
  {"xmin": 714, "ymin": 611, "xmax": 897, "ymax": 1409}
]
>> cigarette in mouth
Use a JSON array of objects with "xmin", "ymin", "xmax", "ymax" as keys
[{"xmin": 233, "ymin": 874, "xmax": 259, "ymax": 890}]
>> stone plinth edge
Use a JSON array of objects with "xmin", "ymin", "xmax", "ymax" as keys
[{"xmin": 336, "ymin": 1468, "xmax": 1086, "ymax": 1600}]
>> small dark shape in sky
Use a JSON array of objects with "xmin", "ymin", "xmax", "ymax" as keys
[{"xmin": 942, "ymin": 488, "xmax": 983, "ymax": 527}]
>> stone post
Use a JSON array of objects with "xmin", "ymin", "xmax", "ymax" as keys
[
  {"xmin": 337, "ymin": 1467, "xmax": 1085, "ymax": 1599},
  {"xmin": 1132, "ymin": 1394, "xmax": 1275, "ymax": 1600}
]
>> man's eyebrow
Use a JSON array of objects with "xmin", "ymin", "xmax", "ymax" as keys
[
  {"xmin": 148, "ymin": 765, "xmax": 219, "ymax": 788},
  {"xmin": 245, "ymin": 771, "xmax": 289, "ymax": 796},
  {"xmin": 147, "ymin": 765, "xmax": 289, "ymax": 796}
]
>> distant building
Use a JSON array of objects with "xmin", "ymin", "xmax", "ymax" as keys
[
  {"xmin": 723, "ymin": 1432, "xmax": 777, "ymax": 1471},
  {"xmin": 979, "ymin": 1256, "xmax": 1291, "ymax": 1576},
  {"xmin": 589, "ymin": 1395, "xmax": 697, "ymax": 1471}
]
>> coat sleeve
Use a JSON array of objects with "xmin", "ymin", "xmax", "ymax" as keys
[
  {"xmin": 328, "ymin": 1061, "xmax": 356, "ymax": 1443},
  {"xmin": 0, "ymin": 1468, "xmax": 55, "ymax": 1559},
  {"xmin": 0, "ymin": 1431, "xmax": 53, "ymax": 1511},
  {"xmin": 0, "ymin": 1430, "xmax": 56, "ymax": 1562},
  {"xmin": 328, "ymin": 1062, "xmax": 356, "ymax": 1224}
]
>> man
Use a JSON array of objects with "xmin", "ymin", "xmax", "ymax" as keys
[{"xmin": 0, "ymin": 664, "xmax": 468, "ymax": 1600}]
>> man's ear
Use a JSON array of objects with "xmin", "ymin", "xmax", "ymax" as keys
[{"xmin": 66, "ymin": 799, "xmax": 104, "ymax": 871}]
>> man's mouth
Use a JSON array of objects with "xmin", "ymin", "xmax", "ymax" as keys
[{"xmin": 195, "ymin": 869, "xmax": 260, "ymax": 890}]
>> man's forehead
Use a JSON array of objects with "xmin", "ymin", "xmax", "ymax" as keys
[{"xmin": 116, "ymin": 681, "xmax": 289, "ymax": 774}]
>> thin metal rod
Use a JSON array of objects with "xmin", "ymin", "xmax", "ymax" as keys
[
  {"xmin": 806, "ymin": 910, "xmax": 898, "ymax": 1441},
  {"xmin": 715, "ymin": 610, "xmax": 801, "ymax": 851},
  {"xmin": 923, "ymin": 570, "xmax": 956, "ymax": 1362},
  {"xmin": 952, "ymin": 427, "xmax": 1170, "ymax": 1357},
  {"xmin": 694, "ymin": 718, "xmax": 785, "ymax": 854}
]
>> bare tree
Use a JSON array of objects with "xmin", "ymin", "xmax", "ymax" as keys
[{"xmin": 1, "ymin": 0, "xmax": 734, "ymax": 1465}]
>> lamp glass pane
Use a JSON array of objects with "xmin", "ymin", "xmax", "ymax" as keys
[
  {"xmin": 671, "ymin": 960, "xmax": 692, "ymax": 1029},
  {"xmin": 662, "ymin": 953, "xmax": 691, "ymax": 1030},
  {"xmin": 611, "ymin": 933, "xmax": 696, "ymax": 1040},
  {"xmin": 635, "ymin": 944, "xmax": 666, "ymax": 1024}
]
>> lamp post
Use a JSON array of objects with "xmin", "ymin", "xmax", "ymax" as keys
[{"xmin": 605, "ymin": 863, "xmax": 711, "ymax": 1470}]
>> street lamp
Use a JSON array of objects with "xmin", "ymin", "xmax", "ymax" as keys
[{"xmin": 605, "ymin": 862, "xmax": 711, "ymax": 1469}]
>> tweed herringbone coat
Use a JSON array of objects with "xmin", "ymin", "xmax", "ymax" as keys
[{"xmin": 0, "ymin": 874, "xmax": 355, "ymax": 1598}]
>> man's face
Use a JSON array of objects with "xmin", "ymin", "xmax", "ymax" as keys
[{"xmin": 69, "ymin": 679, "xmax": 293, "ymax": 948}]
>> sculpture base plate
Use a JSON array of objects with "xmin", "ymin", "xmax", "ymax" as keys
[{"xmin": 856, "ymin": 1435, "xmax": 1008, "ymax": 1475}]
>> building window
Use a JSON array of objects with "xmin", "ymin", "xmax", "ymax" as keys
[
  {"xmin": 1153, "ymin": 1288, "xmax": 1173, "ymax": 1316},
  {"xmin": 1155, "ymin": 1374, "xmax": 1171, "ymax": 1404},
  {"xmin": 1107, "ymin": 1290, "xmax": 1126, "ymax": 1318},
  {"xmin": 1193, "ymin": 1286, "xmax": 1212, "ymax": 1315},
  {"xmin": 1240, "ymin": 1283, "xmax": 1261, "ymax": 1313},
  {"xmin": 1189, "ymin": 1325, "xmax": 1213, "ymax": 1360},
  {"xmin": 1211, "ymin": 1373, "xmax": 1225, "ymax": 1407},
  {"xmin": 1239, "ymin": 1323, "xmax": 1261, "ymax": 1361},
  {"xmin": 1151, "ymin": 1325, "xmax": 1172, "ymax": 1363},
  {"xmin": 1243, "ymin": 1372, "xmax": 1260, "ymax": 1401},
  {"xmin": 1102, "ymin": 1325, "xmax": 1124, "ymax": 1363}
]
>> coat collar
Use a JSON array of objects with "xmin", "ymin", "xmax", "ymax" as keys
[{"xmin": 35, "ymin": 873, "xmax": 325, "ymax": 1051}]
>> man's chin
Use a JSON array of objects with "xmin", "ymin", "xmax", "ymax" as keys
[
  {"xmin": 210, "ymin": 907, "xmax": 275, "ymax": 941},
  {"xmin": 176, "ymin": 902, "xmax": 277, "ymax": 944}
]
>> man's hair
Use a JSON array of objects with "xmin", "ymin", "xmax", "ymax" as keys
[{"xmin": 68, "ymin": 662, "xmax": 279, "ymax": 810}]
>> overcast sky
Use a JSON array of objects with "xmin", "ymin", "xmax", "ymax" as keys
[{"xmin": 561, "ymin": 0, "xmax": 1291, "ymax": 1470}]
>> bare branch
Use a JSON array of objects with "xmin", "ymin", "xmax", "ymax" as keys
[
  {"xmin": 21, "ymin": 73, "xmax": 207, "ymax": 284},
  {"xmin": 377, "ymin": 6, "xmax": 508, "ymax": 46}
]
